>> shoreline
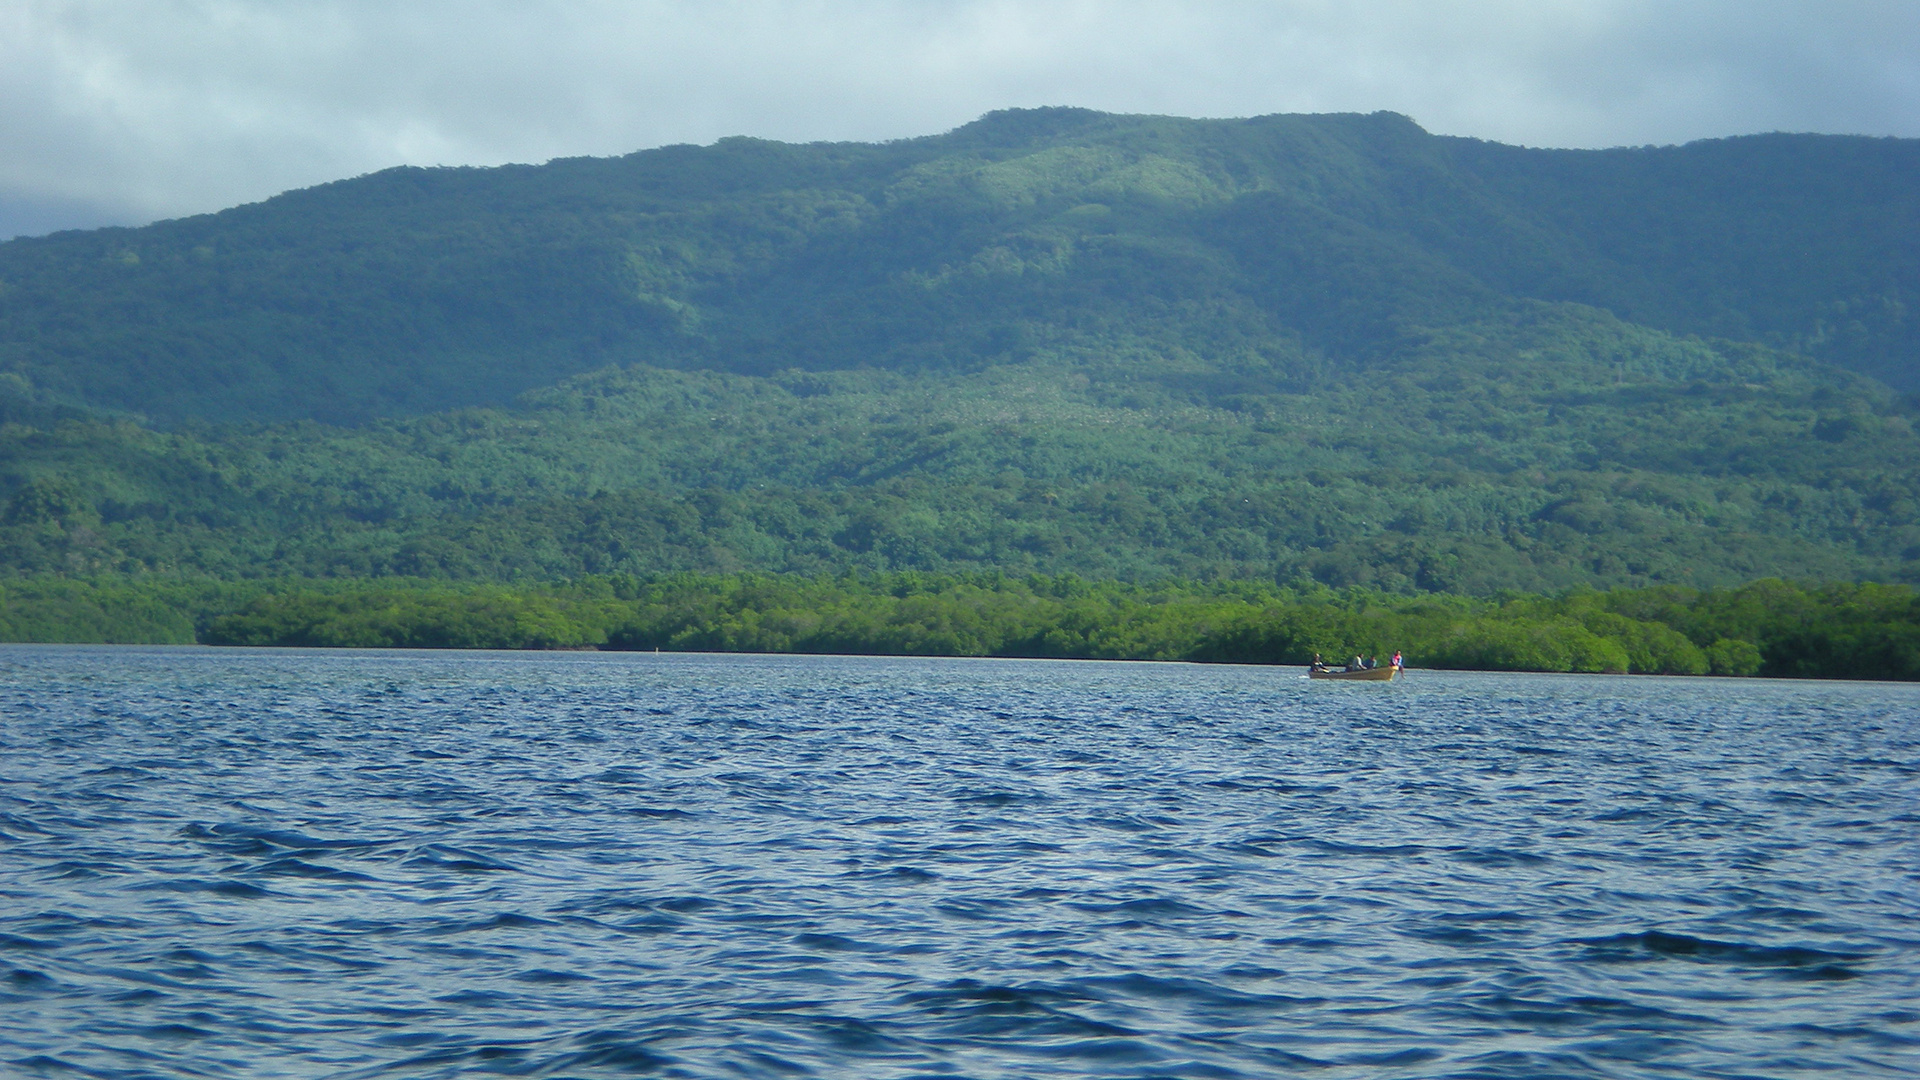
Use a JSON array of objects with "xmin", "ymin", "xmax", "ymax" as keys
[{"xmin": 2, "ymin": 570, "xmax": 1913, "ymax": 682}]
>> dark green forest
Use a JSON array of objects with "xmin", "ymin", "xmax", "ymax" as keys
[
  {"xmin": 0, "ymin": 108, "xmax": 1915, "ymax": 664},
  {"xmin": 3, "ymin": 574, "xmax": 1914, "ymax": 681},
  {"xmin": 4, "ymin": 319, "xmax": 1915, "ymax": 592},
  {"xmin": 3, "ymin": 109, "xmax": 1915, "ymax": 424}
]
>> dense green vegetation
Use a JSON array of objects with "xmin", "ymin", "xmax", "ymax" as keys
[
  {"xmin": 1, "ymin": 308, "xmax": 1915, "ymax": 590},
  {"xmin": 1, "ymin": 109, "xmax": 1914, "ymax": 426},
  {"xmin": 4, "ymin": 574, "xmax": 1914, "ymax": 680},
  {"xmin": 0, "ymin": 108, "xmax": 1912, "ymax": 614}
]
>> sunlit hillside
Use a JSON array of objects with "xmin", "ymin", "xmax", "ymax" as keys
[{"xmin": 0, "ymin": 109, "xmax": 1914, "ymax": 590}]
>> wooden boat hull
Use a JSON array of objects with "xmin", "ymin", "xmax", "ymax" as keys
[{"xmin": 1308, "ymin": 665, "xmax": 1398, "ymax": 681}]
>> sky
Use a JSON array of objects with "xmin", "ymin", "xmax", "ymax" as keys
[{"xmin": 3, "ymin": 0, "xmax": 1917, "ymax": 239}]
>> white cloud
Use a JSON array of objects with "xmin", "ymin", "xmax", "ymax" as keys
[{"xmin": 2, "ymin": 0, "xmax": 1916, "ymax": 237}]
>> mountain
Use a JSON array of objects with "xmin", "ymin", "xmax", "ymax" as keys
[
  {"xmin": 0, "ymin": 109, "xmax": 1915, "ymax": 592},
  {"xmin": 1, "ymin": 108, "xmax": 1913, "ymax": 425}
]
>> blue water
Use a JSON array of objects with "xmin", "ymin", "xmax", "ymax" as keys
[{"xmin": 1, "ymin": 647, "xmax": 1915, "ymax": 1079}]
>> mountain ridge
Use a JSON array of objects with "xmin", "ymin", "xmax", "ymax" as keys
[
  {"xmin": 0, "ymin": 109, "xmax": 1914, "ymax": 592},
  {"xmin": 1, "ymin": 108, "xmax": 1913, "ymax": 426}
]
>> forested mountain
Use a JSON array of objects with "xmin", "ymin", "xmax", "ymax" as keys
[
  {"xmin": 1, "ymin": 108, "xmax": 1913, "ymax": 424},
  {"xmin": 0, "ymin": 109, "xmax": 1915, "ymax": 592}
]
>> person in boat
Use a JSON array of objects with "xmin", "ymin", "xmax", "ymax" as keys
[
  {"xmin": 1349, "ymin": 655, "xmax": 1363, "ymax": 671},
  {"xmin": 1392, "ymin": 650, "xmax": 1403, "ymax": 669}
]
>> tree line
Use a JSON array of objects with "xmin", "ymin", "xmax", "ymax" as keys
[{"xmin": 2, "ymin": 573, "xmax": 1913, "ymax": 680}]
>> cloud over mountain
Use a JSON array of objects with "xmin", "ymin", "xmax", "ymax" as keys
[{"xmin": 3, "ymin": 1, "xmax": 1917, "ymax": 238}]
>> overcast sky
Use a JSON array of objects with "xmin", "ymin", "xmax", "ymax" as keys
[{"xmin": 3, "ymin": 0, "xmax": 1917, "ymax": 238}]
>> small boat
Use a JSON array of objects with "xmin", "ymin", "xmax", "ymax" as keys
[{"xmin": 1308, "ymin": 664, "xmax": 1398, "ymax": 681}]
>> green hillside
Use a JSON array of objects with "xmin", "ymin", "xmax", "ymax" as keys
[
  {"xmin": 0, "ymin": 109, "xmax": 1913, "ymax": 425},
  {"xmin": 3, "ymin": 301, "xmax": 1915, "ymax": 590},
  {"xmin": 0, "ymin": 109, "xmax": 1914, "ymax": 593}
]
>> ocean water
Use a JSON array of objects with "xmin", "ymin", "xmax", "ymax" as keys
[{"xmin": 0, "ymin": 646, "xmax": 1915, "ymax": 1079}]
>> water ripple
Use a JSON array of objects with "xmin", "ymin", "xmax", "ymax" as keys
[{"xmin": 1, "ymin": 646, "xmax": 1915, "ymax": 1078}]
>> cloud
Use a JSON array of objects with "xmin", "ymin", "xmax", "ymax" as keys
[{"xmin": 3, "ymin": 0, "xmax": 1917, "ymax": 237}]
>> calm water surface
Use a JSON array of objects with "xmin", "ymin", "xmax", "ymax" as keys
[{"xmin": 1, "ymin": 646, "xmax": 1916, "ymax": 1078}]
